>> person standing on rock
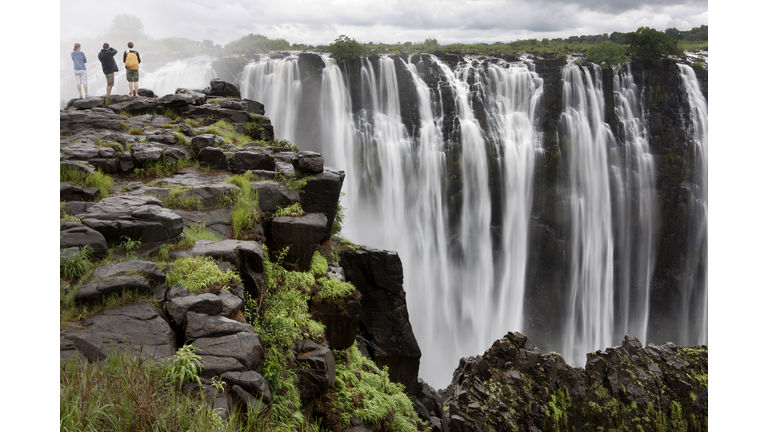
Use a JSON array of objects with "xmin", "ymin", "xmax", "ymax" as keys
[
  {"xmin": 123, "ymin": 42, "xmax": 141, "ymax": 98},
  {"xmin": 98, "ymin": 43, "xmax": 119, "ymax": 96},
  {"xmin": 71, "ymin": 43, "xmax": 89, "ymax": 98}
]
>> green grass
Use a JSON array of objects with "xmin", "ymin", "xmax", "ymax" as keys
[
  {"xmin": 61, "ymin": 247, "xmax": 93, "ymax": 279},
  {"xmin": 315, "ymin": 343, "xmax": 426, "ymax": 432},
  {"xmin": 156, "ymin": 187, "xmax": 204, "ymax": 211},
  {"xmin": 273, "ymin": 203, "xmax": 304, "ymax": 218},
  {"xmin": 201, "ymin": 121, "xmax": 254, "ymax": 146},
  {"xmin": 131, "ymin": 157, "xmax": 196, "ymax": 180},
  {"xmin": 128, "ymin": 127, "xmax": 145, "ymax": 135},
  {"xmin": 315, "ymin": 277, "xmax": 356, "ymax": 301},
  {"xmin": 61, "ymin": 348, "xmax": 267, "ymax": 432},
  {"xmin": 226, "ymin": 173, "xmax": 260, "ymax": 240},
  {"xmin": 166, "ymin": 255, "xmax": 241, "ymax": 294},
  {"xmin": 60, "ymin": 166, "xmax": 114, "ymax": 200},
  {"xmin": 153, "ymin": 222, "xmax": 225, "ymax": 261},
  {"xmin": 309, "ymin": 252, "xmax": 328, "ymax": 278}
]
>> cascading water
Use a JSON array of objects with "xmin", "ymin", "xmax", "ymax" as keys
[
  {"xmin": 234, "ymin": 54, "xmax": 703, "ymax": 387},
  {"xmin": 677, "ymin": 64, "xmax": 708, "ymax": 346},
  {"xmin": 611, "ymin": 65, "xmax": 656, "ymax": 345},
  {"xmin": 241, "ymin": 57, "xmax": 303, "ymax": 143},
  {"xmin": 561, "ymin": 62, "xmax": 617, "ymax": 364},
  {"xmin": 60, "ymin": 56, "xmax": 217, "ymax": 108}
]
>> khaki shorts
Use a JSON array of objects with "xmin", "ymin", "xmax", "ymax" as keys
[
  {"xmin": 126, "ymin": 69, "xmax": 139, "ymax": 82},
  {"xmin": 105, "ymin": 72, "xmax": 115, "ymax": 87},
  {"xmin": 74, "ymin": 69, "xmax": 87, "ymax": 85}
]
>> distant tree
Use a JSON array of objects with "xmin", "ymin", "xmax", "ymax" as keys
[
  {"xmin": 423, "ymin": 38, "xmax": 438, "ymax": 51},
  {"xmin": 587, "ymin": 41, "xmax": 627, "ymax": 69},
  {"xmin": 224, "ymin": 34, "xmax": 290, "ymax": 54},
  {"xmin": 327, "ymin": 35, "xmax": 367, "ymax": 63},
  {"xmin": 683, "ymin": 25, "xmax": 708, "ymax": 41},
  {"xmin": 105, "ymin": 14, "xmax": 148, "ymax": 43},
  {"xmin": 624, "ymin": 27, "xmax": 682, "ymax": 64},
  {"xmin": 202, "ymin": 39, "xmax": 214, "ymax": 49},
  {"xmin": 665, "ymin": 27, "xmax": 683, "ymax": 40},
  {"xmin": 609, "ymin": 32, "xmax": 625, "ymax": 45}
]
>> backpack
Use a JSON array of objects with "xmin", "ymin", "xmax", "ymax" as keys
[{"xmin": 125, "ymin": 51, "xmax": 139, "ymax": 71}]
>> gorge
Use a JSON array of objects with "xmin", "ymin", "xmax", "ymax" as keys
[{"xmin": 59, "ymin": 49, "xmax": 708, "ymax": 392}]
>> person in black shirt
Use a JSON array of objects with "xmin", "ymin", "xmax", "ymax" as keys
[{"xmin": 98, "ymin": 43, "xmax": 119, "ymax": 96}]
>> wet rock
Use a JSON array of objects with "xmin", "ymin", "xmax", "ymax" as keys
[
  {"xmin": 296, "ymin": 151, "xmax": 324, "ymax": 174},
  {"xmin": 78, "ymin": 195, "xmax": 183, "ymax": 243},
  {"xmin": 74, "ymin": 275, "xmax": 152, "ymax": 306},
  {"xmin": 299, "ymin": 169, "xmax": 345, "ymax": 241},
  {"xmin": 86, "ymin": 260, "xmax": 166, "ymax": 286},
  {"xmin": 250, "ymin": 181, "xmax": 300, "ymax": 214},
  {"xmin": 61, "ymin": 302, "xmax": 176, "ymax": 362},
  {"xmin": 166, "ymin": 293, "xmax": 224, "ymax": 327},
  {"xmin": 229, "ymin": 151, "xmax": 276, "ymax": 173},
  {"xmin": 197, "ymin": 147, "xmax": 229, "ymax": 170},
  {"xmin": 192, "ymin": 332, "xmax": 265, "ymax": 372},
  {"xmin": 293, "ymin": 340, "xmax": 336, "ymax": 400},
  {"xmin": 221, "ymin": 371, "xmax": 271, "ymax": 403},
  {"xmin": 60, "ymin": 222, "xmax": 108, "ymax": 259},
  {"xmin": 270, "ymin": 213, "xmax": 327, "ymax": 271},
  {"xmin": 205, "ymin": 79, "xmax": 241, "ymax": 98},
  {"xmin": 184, "ymin": 311, "xmax": 254, "ymax": 340}
]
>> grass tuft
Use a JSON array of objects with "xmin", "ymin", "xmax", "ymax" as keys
[
  {"xmin": 60, "ymin": 166, "xmax": 114, "ymax": 200},
  {"xmin": 166, "ymin": 255, "xmax": 241, "ymax": 294}
]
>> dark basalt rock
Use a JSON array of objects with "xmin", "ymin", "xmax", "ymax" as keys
[
  {"xmin": 205, "ymin": 79, "xmax": 241, "ymax": 98},
  {"xmin": 339, "ymin": 246, "xmax": 421, "ymax": 395},
  {"xmin": 440, "ymin": 333, "xmax": 708, "ymax": 432},
  {"xmin": 192, "ymin": 332, "xmax": 265, "ymax": 372},
  {"xmin": 293, "ymin": 340, "xmax": 336, "ymax": 401},
  {"xmin": 77, "ymin": 195, "xmax": 183, "ymax": 243},
  {"xmin": 86, "ymin": 260, "xmax": 166, "ymax": 286},
  {"xmin": 184, "ymin": 311, "xmax": 254, "ymax": 340},
  {"xmin": 165, "ymin": 293, "xmax": 224, "ymax": 327},
  {"xmin": 59, "ymin": 222, "xmax": 108, "ymax": 259},
  {"xmin": 60, "ymin": 182, "xmax": 100, "ymax": 202},
  {"xmin": 295, "ymin": 151, "xmax": 324, "ymax": 174},
  {"xmin": 74, "ymin": 275, "xmax": 153, "ymax": 306},
  {"xmin": 137, "ymin": 88, "xmax": 156, "ymax": 98},
  {"xmin": 221, "ymin": 371, "xmax": 272, "ymax": 404},
  {"xmin": 270, "ymin": 213, "xmax": 327, "ymax": 271},
  {"xmin": 61, "ymin": 302, "xmax": 176, "ymax": 362},
  {"xmin": 251, "ymin": 181, "xmax": 300, "ymax": 214},
  {"xmin": 298, "ymin": 169, "xmax": 345, "ymax": 242},
  {"xmin": 191, "ymin": 134, "xmax": 225, "ymax": 153},
  {"xmin": 168, "ymin": 239, "xmax": 265, "ymax": 298},
  {"xmin": 229, "ymin": 150, "xmax": 276, "ymax": 173}
]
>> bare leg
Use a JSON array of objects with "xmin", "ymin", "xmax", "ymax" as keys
[
  {"xmin": 76, "ymin": 83, "xmax": 82, "ymax": 96},
  {"xmin": 106, "ymin": 86, "xmax": 112, "ymax": 96},
  {"xmin": 135, "ymin": 81, "xmax": 139, "ymax": 97},
  {"xmin": 128, "ymin": 82, "xmax": 134, "ymax": 96},
  {"xmin": 84, "ymin": 83, "xmax": 89, "ymax": 97}
]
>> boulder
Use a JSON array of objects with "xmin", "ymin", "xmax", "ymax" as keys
[
  {"xmin": 74, "ymin": 275, "xmax": 153, "ymax": 306},
  {"xmin": 296, "ymin": 151, "xmax": 324, "ymax": 174},
  {"xmin": 293, "ymin": 340, "xmax": 336, "ymax": 400},
  {"xmin": 270, "ymin": 213, "xmax": 327, "ymax": 271},
  {"xmin": 168, "ymin": 240, "xmax": 264, "ymax": 298},
  {"xmin": 340, "ymin": 247, "xmax": 421, "ymax": 395},
  {"xmin": 78, "ymin": 195, "xmax": 183, "ymax": 243},
  {"xmin": 218, "ymin": 289, "xmax": 243, "ymax": 318},
  {"xmin": 184, "ymin": 311, "xmax": 254, "ymax": 340},
  {"xmin": 137, "ymin": 88, "xmax": 156, "ymax": 98},
  {"xmin": 165, "ymin": 293, "xmax": 224, "ymax": 327},
  {"xmin": 61, "ymin": 302, "xmax": 176, "ymax": 362},
  {"xmin": 197, "ymin": 355, "xmax": 247, "ymax": 378},
  {"xmin": 192, "ymin": 332, "xmax": 265, "ymax": 372},
  {"xmin": 130, "ymin": 143, "xmax": 165, "ymax": 166},
  {"xmin": 60, "ymin": 182, "xmax": 100, "ymax": 202},
  {"xmin": 173, "ymin": 208, "xmax": 233, "ymax": 239},
  {"xmin": 244, "ymin": 99, "xmax": 265, "ymax": 115},
  {"xmin": 191, "ymin": 134, "xmax": 223, "ymax": 153},
  {"xmin": 146, "ymin": 134, "xmax": 180, "ymax": 145},
  {"xmin": 229, "ymin": 151, "xmax": 276, "ymax": 173},
  {"xmin": 230, "ymin": 385, "xmax": 268, "ymax": 412},
  {"xmin": 221, "ymin": 371, "xmax": 272, "ymax": 404},
  {"xmin": 205, "ymin": 79, "xmax": 241, "ymax": 98},
  {"xmin": 218, "ymin": 100, "xmax": 248, "ymax": 111},
  {"xmin": 197, "ymin": 147, "xmax": 229, "ymax": 170},
  {"xmin": 59, "ymin": 222, "xmax": 108, "ymax": 259},
  {"xmin": 250, "ymin": 181, "xmax": 300, "ymax": 214},
  {"xmin": 107, "ymin": 98, "xmax": 156, "ymax": 113},
  {"xmin": 175, "ymin": 88, "xmax": 207, "ymax": 105},
  {"xmin": 299, "ymin": 169, "xmax": 345, "ymax": 241},
  {"xmin": 155, "ymin": 93, "xmax": 195, "ymax": 109},
  {"xmin": 71, "ymin": 98, "xmax": 105, "ymax": 110},
  {"xmin": 86, "ymin": 260, "xmax": 166, "ymax": 286},
  {"xmin": 310, "ymin": 297, "xmax": 361, "ymax": 351}
]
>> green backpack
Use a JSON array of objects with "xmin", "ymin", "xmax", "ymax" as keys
[{"xmin": 125, "ymin": 51, "xmax": 139, "ymax": 71}]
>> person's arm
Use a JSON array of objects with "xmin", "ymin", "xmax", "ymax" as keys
[
  {"xmin": 123, "ymin": 51, "xmax": 127, "ymax": 63},
  {"xmin": 83, "ymin": 53, "xmax": 87, "ymax": 63},
  {"xmin": 136, "ymin": 51, "xmax": 141, "ymax": 64},
  {"xmin": 109, "ymin": 47, "xmax": 117, "ymax": 57}
]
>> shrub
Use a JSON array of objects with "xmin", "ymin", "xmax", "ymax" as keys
[
  {"xmin": 624, "ymin": 27, "xmax": 683, "ymax": 64},
  {"xmin": 328, "ymin": 35, "xmax": 367, "ymax": 63},
  {"xmin": 587, "ymin": 41, "xmax": 627, "ymax": 69},
  {"xmin": 166, "ymin": 255, "xmax": 241, "ymax": 293},
  {"xmin": 273, "ymin": 203, "xmax": 304, "ymax": 218},
  {"xmin": 309, "ymin": 252, "xmax": 328, "ymax": 278},
  {"xmin": 60, "ymin": 166, "xmax": 114, "ymax": 200},
  {"xmin": 163, "ymin": 344, "xmax": 203, "ymax": 388},
  {"xmin": 226, "ymin": 173, "xmax": 260, "ymax": 239},
  {"xmin": 60, "ymin": 247, "xmax": 92, "ymax": 279},
  {"xmin": 316, "ymin": 277, "xmax": 356, "ymax": 301}
]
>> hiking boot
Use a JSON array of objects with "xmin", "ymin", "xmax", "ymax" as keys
[{"xmin": 79, "ymin": 95, "xmax": 83, "ymax": 99}]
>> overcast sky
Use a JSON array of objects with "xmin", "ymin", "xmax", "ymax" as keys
[{"xmin": 60, "ymin": 0, "xmax": 708, "ymax": 47}]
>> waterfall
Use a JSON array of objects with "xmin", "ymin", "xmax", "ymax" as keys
[
  {"xmin": 677, "ymin": 64, "xmax": 708, "ymax": 346},
  {"xmin": 60, "ymin": 56, "xmax": 217, "ymax": 108},
  {"xmin": 611, "ymin": 65, "xmax": 656, "ymax": 345},
  {"xmin": 241, "ymin": 57, "xmax": 303, "ymax": 144},
  {"xmin": 561, "ymin": 63, "xmax": 616, "ymax": 364}
]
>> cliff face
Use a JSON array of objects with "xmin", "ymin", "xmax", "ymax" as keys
[{"xmin": 291, "ymin": 52, "xmax": 708, "ymax": 354}]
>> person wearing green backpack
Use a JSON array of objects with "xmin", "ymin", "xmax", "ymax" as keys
[{"xmin": 123, "ymin": 42, "xmax": 141, "ymax": 97}]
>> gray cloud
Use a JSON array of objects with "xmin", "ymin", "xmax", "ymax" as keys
[{"xmin": 60, "ymin": 0, "xmax": 707, "ymax": 46}]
